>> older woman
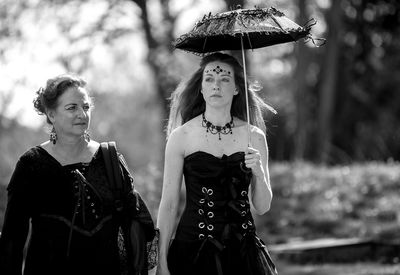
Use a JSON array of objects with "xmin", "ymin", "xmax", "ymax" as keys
[
  {"xmin": 156, "ymin": 53, "xmax": 278, "ymax": 275},
  {"xmin": 0, "ymin": 74, "xmax": 155, "ymax": 275}
]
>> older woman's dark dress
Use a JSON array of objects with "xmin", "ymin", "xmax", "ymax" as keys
[
  {"xmin": 167, "ymin": 151, "xmax": 277, "ymax": 275},
  {"xmin": 0, "ymin": 146, "xmax": 151, "ymax": 275}
]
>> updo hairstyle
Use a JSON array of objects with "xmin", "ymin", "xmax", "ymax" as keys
[{"xmin": 33, "ymin": 74, "xmax": 87, "ymax": 124}]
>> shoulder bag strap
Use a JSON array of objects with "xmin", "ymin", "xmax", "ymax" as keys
[
  {"xmin": 101, "ymin": 141, "xmax": 124, "ymax": 212},
  {"xmin": 108, "ymin": 141, "xmax": 125, "ymax": 211}
]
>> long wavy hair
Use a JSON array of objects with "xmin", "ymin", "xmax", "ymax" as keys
[{"xmin": 166, "ymin": 52, "xmax": 276, "ymax": 137}]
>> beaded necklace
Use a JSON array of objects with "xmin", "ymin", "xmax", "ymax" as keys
[{"xmin": 201, "ymin": 112, "xmax": 234, "ymax": 140}]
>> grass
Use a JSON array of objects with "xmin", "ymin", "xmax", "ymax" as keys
[
  {"xmin": 147, "ymin": 260, "xmax": 400, "ymax": 275},
  {"xmin": 275, "ymin": 260, "xmax": 400, "ymax": 275}
]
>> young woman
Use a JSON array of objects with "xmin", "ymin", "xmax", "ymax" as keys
[{"xmin": 157, "ymin": 53, "xmax": 278, "ymax": 275}]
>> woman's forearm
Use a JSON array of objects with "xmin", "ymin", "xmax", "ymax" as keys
[
  {"xmin": 157, "ymin": 198, "xmax": 179, "ymax": 264},
  {"xmin": 251, "ymin": 172, "xmax": 272, "ymax": 215}
]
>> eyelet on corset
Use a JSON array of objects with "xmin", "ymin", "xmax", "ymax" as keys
[
  {"xmin": 241, "ymin": 211, "xmax": 246, "ymax": 216},
  {"xmin": 198, "ymin": 222, "xmax": 205, "ymax": 229},
  {"xmin": 208, "ymin": 235, "xmax": 214, "ymax": 238},
  {"xmin": 202, "ymin": 187, "xmax": 207, "ymax": 194},
  {"xmin": 241, "ymin": 190, "xmax": 247, "ymax": 196},
  {"xmin": 207, "ymin": 189, "xmax": 214, "ymax": 195},
  {"xmin": 207, "ymin": 201, "xmax": 214, "ymax": 207},
  {"xmin": 207, "ymin": 211, "xmax": 214, "ymax": 218},
  {"xmin": 199, "ymin": 198, "xmax": 205, "ymax": 204},
  {"xmin": 199, "ymin": 234, "xmax": 205, "ymax": 240},
  {"xmin": 248, "ymin": 221, "xmax": 252, "ymax": 226},
  {"xmin": 198, "ymin": 209, "xmax": 204, "ymax": 215},
  {"xmin": 242, "ymin": 223, "xmax": 248, "ymax": 229},
  {"xmin": 207, "ymin": 224, "xmax": 214, "ymax": 231},
  {"xmin": 240, "ymin": 203, "xmax": 245, "ymax": 207}
]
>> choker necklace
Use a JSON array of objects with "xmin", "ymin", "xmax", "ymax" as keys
[{"xmin": 202, "ymin": 113, "xmax": 234, "ymax": 140}]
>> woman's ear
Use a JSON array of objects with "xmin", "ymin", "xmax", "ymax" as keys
[
  {"xmin": 234, "ymin": 87, "xmax": 239, "ymax": 95},
  {"xmin": 47, "ymin": 110, "xmax": 55, "ymax": 124}
]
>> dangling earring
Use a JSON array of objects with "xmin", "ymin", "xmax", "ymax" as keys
[
  {"xmin": 50, "ymin": 127, "xmax": 57, "ymax": 144},
  {"xmin": 84, "ymin": 130, "xmax": 91, "ymax": 142}
]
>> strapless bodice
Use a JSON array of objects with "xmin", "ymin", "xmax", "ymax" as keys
[{"xmin": 176, "ymin": 151, "xmax": 254, "ymax": 241}]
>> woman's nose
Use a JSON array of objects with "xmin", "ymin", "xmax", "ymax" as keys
[{"xmin": 77, "ymin": 108, "xmax": 86, "ymax": 118}]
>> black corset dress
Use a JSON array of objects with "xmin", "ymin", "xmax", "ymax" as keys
[{"xmin": 167, "ymin": 151, "xmax": 277, "ymax": 275}]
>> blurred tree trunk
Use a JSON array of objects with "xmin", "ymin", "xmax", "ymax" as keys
[
  {"xmin": 317, "ymin": 0, "xmax": 341, "ymax": 163},
  {"xmin": 130, "ymin": 0, "xmax": 179, "ymax": 154},
  {"xmin": 293, "ymin": 0, "xmax": 311, "ymax": 160}
]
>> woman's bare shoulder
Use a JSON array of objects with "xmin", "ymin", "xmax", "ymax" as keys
[
  {"xmin": 250, "ymin": 125, "xmax": 266, "ymax": 137},
  {"xmin": 167, "ymin": 116, "xmax": 201, "ymax": 151},
  {"xmin": 233, "ymin": 118, "xmax": 265, "ymax": 137},
  {"xmin": 170, "ymin": 116, "xmax": 200, "ymax": 136}
]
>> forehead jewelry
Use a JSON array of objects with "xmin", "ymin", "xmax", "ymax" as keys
[
  {"xmin": 205, "ymin": 65, "xmax": 231, "ymax": 75},
  {"xmin": 202, "ymin": 113, "xmax": 234, "ymax": 140}
]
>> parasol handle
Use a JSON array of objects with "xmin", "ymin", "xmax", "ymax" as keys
[{"xmin": 240, "ymin": 35, "xmax": 251, "ymax": 147}]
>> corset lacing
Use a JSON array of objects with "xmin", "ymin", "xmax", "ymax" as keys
[{"xmin": 193, "ymin": 172, "xmax": 255, "ymax": 275}]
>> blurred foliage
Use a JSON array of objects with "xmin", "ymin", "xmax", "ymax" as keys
[
  {"xmin": 1, "ymin": 0, "xmax": 400, "ymax": 248},
  {"xmin": 255, "ymin": 161, "xmax": 400, "ymax": 244},
  {"xmin": 329, "ymin": 0, "xmax": 400, "ymax": 162},
  {"xmin": 241, "ymin": 0, "xmax": 400, "ymax": 163},
  {"xmin": 1, "ymin": 0, "xmax": 400, "ymax": 163}
]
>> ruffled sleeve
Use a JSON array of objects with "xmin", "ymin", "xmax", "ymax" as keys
[{"xmin": 118, "ymin": 153, "xmax": 156, "ymax": 242}]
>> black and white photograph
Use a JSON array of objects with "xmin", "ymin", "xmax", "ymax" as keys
[{"xmin": 1, "ymin": 0, "xmax": 399, "ymax": 274}]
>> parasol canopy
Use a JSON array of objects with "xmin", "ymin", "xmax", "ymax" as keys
[{"xmin": 173, "ymin": 6, "xmax": 321, "ymax": 54}]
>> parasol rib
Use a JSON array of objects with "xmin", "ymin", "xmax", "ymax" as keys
[
  {"xmin": 246, "ymin": 33, "xmax": 253, "ymax": 49},
  {"xmin": 202, "ymin": 37, "xmax": 208, "ymax": 52},
  {"xmin": 270, "ymin": 14, "xmax": 289, "ymax": 34}
]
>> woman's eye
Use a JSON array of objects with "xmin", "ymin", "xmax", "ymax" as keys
[
  {"xmin": 83, "ymin": 105, "xmax": 90, "ymax": 111},
  {"xmin": 204, "ymin": 77, "xmax": 213, "ymax": 82},
  {"xmin": 66, "ymin": 106, "xmax": 76, "ymax": 111},
  {"xmin": 222, "ymin": 78, "xmax": 230, "ymax": 82}
]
